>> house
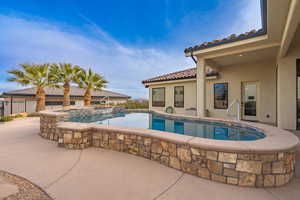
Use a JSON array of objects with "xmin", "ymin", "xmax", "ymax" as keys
[
  {"xmin": 143, "ymin": 0, "xmax": 300, "ymax": 130},
  {"xmin": 1, "ymin": 86, "xmax": 130, "ymax": 114}
]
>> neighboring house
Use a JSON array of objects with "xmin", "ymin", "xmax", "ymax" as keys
[
  {"xmin": 1, "ymin": 86, "xmax": 130, "ymax": 114},
  {"xmin": 143, "ymin": 0, "xmax": 300, "ymax": 130},
  {"xmin": 0, "ymin": 98, "xmax": 4, "ymax": 116}
]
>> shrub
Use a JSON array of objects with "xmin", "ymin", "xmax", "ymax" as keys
[
  {"xmin": 13, "ymin": 113, "xmax": 24, "ymax": 118},
  {"xmin": 0, "ymin": 116, "xmax": 14, "ymax": 122},
  {"xmin": 118, "ymin": 100, "xmax": 149, "ymax": 109}
]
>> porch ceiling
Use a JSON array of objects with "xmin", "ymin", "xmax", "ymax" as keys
[{"xmin": 207, "ymin": 46, "xmax": 279, "ymax": 67}]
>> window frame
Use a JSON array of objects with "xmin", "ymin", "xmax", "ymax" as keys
[
  {"xmin": 45, "ymin": 101, "xmax": 75, "ymax": 106},
  {"xmin": 152, "ymin": 87, "xmax": 165, "ymax": 107},
  {"xmin": 213, "ymin": 82, "xmax": 228, "ymax": 109},
  {"xmin": 174, "ymin": 86, "xmax": 184, "ymax": 108}
]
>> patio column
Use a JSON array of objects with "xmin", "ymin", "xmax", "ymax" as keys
[{"xmin": 196, "ymin": 58, "xmax": 206, "ymax": 117}]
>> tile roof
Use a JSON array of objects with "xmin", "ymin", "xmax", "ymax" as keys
[
  {"xmin": 142, "ymin": 68, "xmax": 218, "ymax": 84},
  {"xmin": 184, "ymin": 29, "xmax": 265, "ymax": 54},
  {"xmin": 2, "ymin": 86, "xmax": 130, "ymax": 98}
]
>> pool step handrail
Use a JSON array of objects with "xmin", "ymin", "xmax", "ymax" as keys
[{"xmin": 226, "ymin": 100, "xmax": 241, "ymax": 121}]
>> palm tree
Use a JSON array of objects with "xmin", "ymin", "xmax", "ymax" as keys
[
  {"xmin": 49, "ymin": 63, "xmax": 82, "ymax": 106},
  {"xmin": 77, "ymin": 68, "xmax": 108, "ymax": 106},
  {"xmin": 7, "ymin": 63, "xmax": 53, "ymax": 112}
]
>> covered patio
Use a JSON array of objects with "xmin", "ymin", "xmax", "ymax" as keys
[{"xmin": 185, "ymin": 0, "xmax": 300, "ymax": 130}]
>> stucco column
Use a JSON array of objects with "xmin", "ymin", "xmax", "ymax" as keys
[{"xmin": 197, "ymin": 58, "xmax": 206, "ymax": 117}]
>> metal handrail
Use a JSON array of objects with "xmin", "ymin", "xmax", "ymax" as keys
[{"xmin": 226, "ymin": 100, "xmax": 240, "ymax": 121}]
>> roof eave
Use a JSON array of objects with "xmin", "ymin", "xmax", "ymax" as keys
[
  {"xmin": 185, "ymin": 30, "xmax": 267, "ymax": 57},
  {"xmin": 184, "ymin": 0, "xmax": 268, "ymax": 57},
  {"xmin": 142, "ymin": 76, "xmax": 196, "ymax": 85},
  {"xmin": 143, "ymin": 72, "xmax": 218, "ymax": 86}
]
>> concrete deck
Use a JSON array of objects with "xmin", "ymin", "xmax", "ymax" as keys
[{"xmin": 0, "ymin": 118, "xmax": 299, "ymax": 200}]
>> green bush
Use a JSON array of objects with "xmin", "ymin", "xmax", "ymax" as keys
[
  {"xmin": 118, "ymin": 100, "xmax": 149, "ymax": 109},
  {"xmin": 0, "ymin": 116, "xmax": 14, "ymax": 122},
  {"xmin": 13, "ymin": 114, "xmax": 23, "ymax": 118}
]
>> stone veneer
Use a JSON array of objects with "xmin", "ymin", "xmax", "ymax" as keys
[
  {"xmin": 39, "ymin": 107, "xmax": 116, "ymax": 141},
  {"xmin": 39, "ymin": 109, "xmax": 299, "ymax": 188},
  {"xmin": 40, "ymin": 111, "xmax": 68, "ymax": 141}
]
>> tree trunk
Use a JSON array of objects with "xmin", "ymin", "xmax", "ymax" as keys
[
  {"xmin": 63, "ymin": 82, "xmax": 70, "ymax": 106},
  {"xmin": 36, "ymin": 87, "xmax": 46, "ymax": 112},
  {"xmin": 84, "ymin": 89, "xmax": 91, "ymax": 106}
]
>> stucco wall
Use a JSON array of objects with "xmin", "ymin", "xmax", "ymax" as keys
[
  {"xmin": 277, "ymin": 43, "xmax": 300, "ymax": 130},
  {"xmin": 206, "ymin": 60, "xmax": 277, "ymax": 124},
  {"xmin": 147, "ymin": 61, "xmax": 277, "ymax": 123},
  {"xmin": 148, "ymin": 80, "xmax": 197, "ymax": 115}
]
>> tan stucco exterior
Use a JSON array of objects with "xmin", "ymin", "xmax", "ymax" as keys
[
  {"xmin": 148, "ymin": 79, "xmax": 196, "ymax": 115},
  {"xmin": 277, "ymin": 42, "xmax": 300, "ymax": 129},
  {"xmin": 206, "ymin": 60, "xmax": 277, "ymax": 124},
  {"xmin": 147, "ymin": 59, "xmax": 277, "ymax": 124},
  {"xmin": 144, "ymin": 0, "xmax": 300, "ymax": 130}
]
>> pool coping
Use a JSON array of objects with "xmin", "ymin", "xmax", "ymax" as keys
[{"xmin": 41, "ymin": 109, "xmax": 299, "ymax": 153}]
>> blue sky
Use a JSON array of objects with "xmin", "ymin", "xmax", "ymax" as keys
[{"xmin": 0, "ymin": 0, "xmax": 261, "ymax": 98}]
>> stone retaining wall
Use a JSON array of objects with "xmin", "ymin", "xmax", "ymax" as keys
[
  {"xmin": 39, "ymin": 109, "xmax": 298, "ymax": 188},
  {"xmin": 39, "ymin": 107, "xmax": 117, "ymax": 141},
  {"xmin": 54, "ymin": 123, "xmax": 296, "ymax": 188},
  {"xmin": 40, "ymin": 114, "xmax": 63, "ymax": 141}
]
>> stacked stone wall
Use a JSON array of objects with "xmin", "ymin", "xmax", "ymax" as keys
[
  {"xmin": 40, "ymin": 115, "xmax": 60, "ymax": 141},
  {"xmin": 39, "ymin": 110, "xmax": 298, "ymax": 188},
  {"xmin": 55, "ymin": 125, "xmax": 296, "ymax": 187}
]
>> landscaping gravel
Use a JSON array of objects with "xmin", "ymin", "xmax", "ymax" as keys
[{"xmin": 0, "ymin": 170, "xmax": 53, "ymax": 200}]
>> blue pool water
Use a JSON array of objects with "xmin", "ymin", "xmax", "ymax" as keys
[{"xmin": 68, "ymin": 112, "xmax": 265, "ymax": 141}]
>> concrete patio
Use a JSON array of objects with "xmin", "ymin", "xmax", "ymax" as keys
[{"xmin": 0, "ymin": 118, "xmax": 299, "ymax": 200}]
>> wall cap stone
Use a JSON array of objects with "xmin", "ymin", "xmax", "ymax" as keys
[{"xmin": 40, "ymin": 109, "xmax": 299, "ymax": 153}]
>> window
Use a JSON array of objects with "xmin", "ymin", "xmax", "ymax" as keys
[
  {"xmin": 152, "ymin": 87, "xmax": 165, "ymax": 107},
  {"xmin": 174, "ymin": 86, "xmax": 184, "ymax": 107},
  {"xmin": 91, "ymin": 100, "xmax": 106, "ymax": 105},
  {"xmin": 214, "ymin": 83, "xmax": 228, "ymax": 109},
  {"xmin": 45, "ymin": 101, "xmax": 75, "ymax": 106}
]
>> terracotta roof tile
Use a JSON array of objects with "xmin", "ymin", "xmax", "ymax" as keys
[
  {"xmin": 184, "ymin": 29, "xmax": 265, "ymax": 54},
  {"xmin": 142, "ymin": 68, "xmax": 218, "ymax": 84}
]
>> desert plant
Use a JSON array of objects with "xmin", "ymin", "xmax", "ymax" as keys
[
  {"xmin": 77, "ymin": 68, "xmax": 108, "ymax": 106},
  {"xmin": 0, "ymin": 116, "xmax": 14, "ymax": 122},
  {"xmin": 49, "ymin": 63, "xmax": 82, "ymax": 106},
  {"xmin": 7, "ymin": 63, "xmax": 54, "ymax": 112},
  {"xmin": 117, "ymin": 100, "xmax": 149, "ymax": 109}
]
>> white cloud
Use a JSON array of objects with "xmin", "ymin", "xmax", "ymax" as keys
[
  {"xmin": 167, "ymin": 0, "xmax": 262, "ymax": 48},
  {"xmin": 227, "ymin": 0, "xmax": 262, "ymax": 35},
  {"xmin": 0, "ymin": 1, "xmax": 262, "ymax": 98},
  {"xmin": 0, "ymin": 14, "xmax": 193, "ymax": 98},
  {"xmin": 0, "ymin": 82, "xmax": 26, "ymax": 94}
]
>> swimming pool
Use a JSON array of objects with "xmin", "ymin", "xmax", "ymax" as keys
[
  {"xmin": 40, "ymin": 108, "xmax": 299, "ymax": 187},
  {"xmin": 68, "ymin": 111, "xmax": 265, "ymax": 141}
]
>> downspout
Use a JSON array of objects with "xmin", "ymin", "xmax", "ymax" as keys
[
  {"xmin": 190, "ymin": 50, "xmax": 198, "ymax": 116},
  {"xmin": 190, "ymin": 50, "xmax": 198, "ymax": 64}
]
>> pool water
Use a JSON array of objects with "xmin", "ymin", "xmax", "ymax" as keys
[{"xmin": 68, "ymin": 112, "xmax": 265, "ymax": 141}]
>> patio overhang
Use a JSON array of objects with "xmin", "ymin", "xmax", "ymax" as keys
[
  {"xmin": 278, "ymin": 0, "xmax": 300, "ymax": 58},
  {"xmin": 204, "ymin": 43, "xmax": 280, "ymax": 68},
  {"xmin": 185, "ymin": 0, "xmax": 292, "ymax": 66}
]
